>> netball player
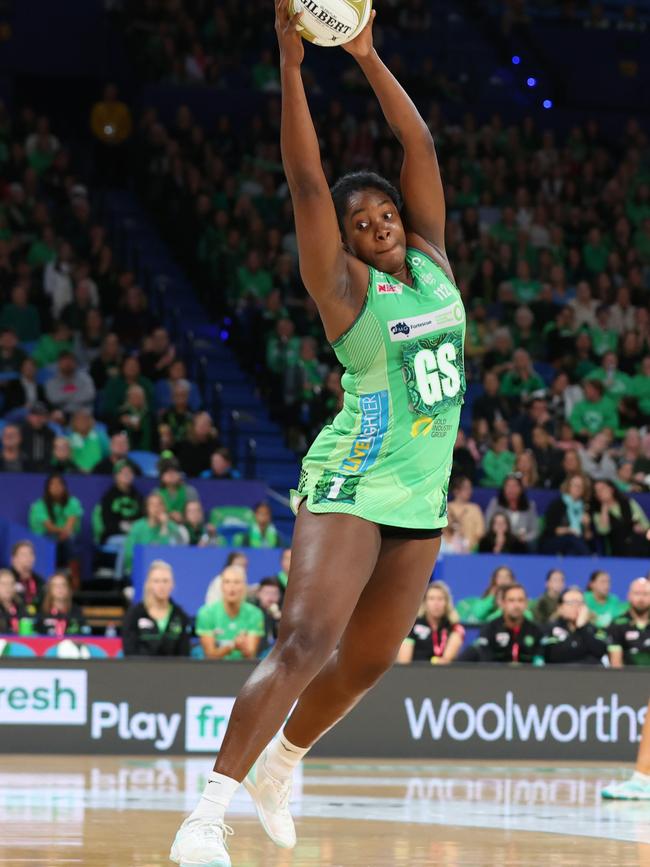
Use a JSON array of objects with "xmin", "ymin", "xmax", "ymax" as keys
[{"xmin": 171, "ymin": 2, "xmax": 466, "ymax": 864}]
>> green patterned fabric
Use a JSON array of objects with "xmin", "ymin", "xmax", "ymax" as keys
[{"xmin": 291, "ymin": 248, "xmax": 466, "ymax": 529}]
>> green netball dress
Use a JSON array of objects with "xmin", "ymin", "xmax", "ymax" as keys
[{"xmin": 290, "ymin": 247, "xmax": 466, "ymax": 529}]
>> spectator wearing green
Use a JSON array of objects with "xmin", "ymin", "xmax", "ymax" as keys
[
  {"xmin": 27, "ymin": 225, "xmax": 57, "ymax": 269},
  {"xmin": 154, "ymin": 454, "xmax": 199, "ymax": 524},
  {"xmin": 626, "ymin": 185, "xmax": 650, "ymax": 228},
  {"xmin": 251, "ymin": 48, "xmax": 280, "ymax": 91},
  {"xmin": 509, "ymin": 259, "xmax": 541, "ymax": 304},
  {"xmin": 589, "ymin": 305, "xmax": 619, "ymax": 357},
  {"xmin": 570, "ymin": 379, "xmax": 619, "ymax": 437},
  {"xmin": 456, "ymin": 565, "xmax": 515, "ymax": 625},
  {"xmin": 183, "ymin": 500, "xmax": 226, "ymax": 547},
  {"xmin": 586, "ymin": 352, "xmax": 631, "ymax": 407},
  {"xmin": 584, "ymin": 570, "xmax": 627, "ymax": 629},
  {"xmin": 531, "ymin": 569, "xmax": 566, "ymax": 624},
  {"xmin": 573, "ymin": 331, "xmax": 598, "ymax": 380},
  {"xmin": 117, "ymin": 384, "xmax": 155, "ymax": 452},
  {"xmin": 266, "ymin": 318, "xmax": 300, "ymax": 375},
  {"xmin": 630, "ymin": 356, "xmax": 650, "ymax": 416},
  {"xmin": 285, "ymin": 337, "xmax": 326, "ymax": 405},
  {"xmin": 196, "ymin": 565, "xmax": 264, "ymax": 660},
  {"xmin": 499, "ymin": 348, "xmax": 545, "ymax": 404},
  {"xmin": 275, "ymin": 548, "xmax": 291, "ymax": 599},
  {"xmin": 489, "ymin": 206, "xmax": 518, "ymax": 247},
  {"xmin": 28, "ymin": 473, "xmax": 84, "ymax": 568},
  {"xmin": 160, "ymin": 380, "xmax": 193, "ymax": 443},
  {"xmin": 69, "ymin": 409, "xmax": 109, "ymax": 473},
  {"xmin": 102, "ymin": 356, "xmax": 154, "ymax": 418},
  {"xmin": 582, "ymin": 227, "xmax": 610, "ymax": 274},
  {"xmin": 0, "ymin": 284, "xmax": 41, "ymax": 342},
  {"xmin": 480, "ymin": 434, "xmax": 516, "ymax": 487},
  {"xmin": 236, "ymin": 249, "xmax": 273, "ymax": 301},
  {"xmin": 123, "ymin": 492, "xmax": 186, "ymax": 574},
  {"xmin": 233, "ymin": 502, "xmax": 282, "ymax": 548},
  {"xmin": 32, "ymin": 320, "xmax": 74, "ymax": 367}
]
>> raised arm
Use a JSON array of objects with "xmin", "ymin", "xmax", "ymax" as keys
[
  {"xmin": 275, "ymin": 0, "xmax": 355, "ymax": 338},
  {"xmin": 345, "ymin": 13, "xmax": 446, "ymax": 254}
]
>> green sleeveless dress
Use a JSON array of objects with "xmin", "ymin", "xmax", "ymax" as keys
[{"xmin": 290, "ymin": 247, "xmax": 466, "ymax": 529}]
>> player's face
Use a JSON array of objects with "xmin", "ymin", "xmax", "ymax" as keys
[{"xmin": 343, "ymin": 189, "xmax": 406, "ymax": 274}]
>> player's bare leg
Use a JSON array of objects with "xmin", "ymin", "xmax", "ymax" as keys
[{"xmin": 602, "ymin": 698, "xmax": 650, "ymax": 800}]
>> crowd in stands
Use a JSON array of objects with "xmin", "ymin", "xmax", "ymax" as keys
[
  {"xmin": 3, "ymin": 543, "xmax": 648, "ymax": 669},
  {"xmin": 0, "ymin": 102, "xmax": 242, "ymax": 477},
  {"xmin": 444, "ymin": 470, "xmax": 650, "ymax": 558},
  {"xmin": 2, "ymin": 4, "xmax": 650, "ymax": 674},
  {"xmin": 0, "ymin": 103, "xmax": 292, "ymax": 581},
  {"xmin": 397, "ymin": 568, "xmax": 650, "ymax": 667},
  {"xmin": 129, "ymin": 8, "xmax": 650, "ymax": 487},
  {"xmin": 0, "ymin": 545, "xmax": 290, "ymax": 659}
]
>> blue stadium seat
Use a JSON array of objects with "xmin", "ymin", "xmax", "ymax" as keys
[
  {"xmin": 129, "ymin": 450, "xmax": 160, "ymax": 477},
  {"xmin": 0, "ymin": 641, "xmax": 37, "ymax": 657}
]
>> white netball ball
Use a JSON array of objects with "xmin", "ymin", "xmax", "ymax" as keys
[{"xmin": 290, "ymin": 0, "xmax": 373, "ymax": 47}]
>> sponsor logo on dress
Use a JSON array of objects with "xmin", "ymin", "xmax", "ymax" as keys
[
  {"xmin": 387, "ymin": 303, "xmax": 465, "ymax": 342},
  {"xmin": 338, "ymin": 390, "xmax": 389, "ymax": 475},
  {"xmin": 377, "ymin": 282, "xmax": 402, "ymax": 295}
]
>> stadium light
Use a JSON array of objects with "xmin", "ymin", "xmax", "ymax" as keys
[
  {"xmin": 527, "ymin": 77, "xmax": 537, "ymax": 87},
  {"xmin": 543, "ymin": 99, "xmax": 553, "ymax": 109},
  {"xmin": 512, "ymin": 55, "xmax": 521, "ymax": 65}
]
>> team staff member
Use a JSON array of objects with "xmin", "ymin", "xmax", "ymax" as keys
[
  {"xmin": 476, "ymin": 584, "xmax": 543, "ymax": 664},
  {"xmin": 196, "ymin": 564, "xmax": 264, "ymax": 660},
  {"xmin": 122, "ymin": 560, "xmax": 191, "ymax": 657},
  {"xmin": 35, "ymin": 572, "xmax": 89, "ymax": 637},
  {"xmin": 397, "ymin": 581, "xmax": 465, "ymax": 665},
  {"xmin": 0, "ymin": 569, "xmax": 27, "ymax": 634},
  {"xmin": 608, "ymin": 577, "xmax": 650, "ymax": 667},
  {"xmin": 542, "ymin": 587, "xmax": 609, "ymax": 664},
  {"xmin": 10, "ymin": 540, "xmax": 44, "ymax": 614}
]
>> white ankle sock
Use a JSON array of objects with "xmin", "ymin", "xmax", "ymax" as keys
[
  {"xmin": 633, "ymin": 770, "xmax": 650, "ymax": 784},
  {"xmin": 189, "ymin": 772, "xmax": 240, "ymax": 822},
  {"xmin": 264, "ymin": 732, "xmax": 310, "ymax": 781}
]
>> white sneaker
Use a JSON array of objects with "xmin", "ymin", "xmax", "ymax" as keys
[
  {"xmin": 243, "ymin": 755, "xmax": 297, "ymax": 849},
  {"xmin": 169, "ymin": 816, "xmax": 233, "ymax": 866},
  {"xmin": 601, "ymin": 773, "xmax": 650, "ymax": 800}
]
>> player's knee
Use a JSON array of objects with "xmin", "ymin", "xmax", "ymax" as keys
[
  {"xmin": 275, "ymin": 623, "xmax": 336, "ymax": 672},
  {"xmin": 343, "ymin": 652, "xmax": 395, "ymax": 692}
]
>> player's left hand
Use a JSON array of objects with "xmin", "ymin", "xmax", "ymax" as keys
[{"xmin": 342, "ymin": 8, "xmax": 376, "ymax": 58}]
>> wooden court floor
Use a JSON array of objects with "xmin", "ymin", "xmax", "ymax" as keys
[{"xmin": 1, "ymin": 755, "xmax": 649, "ymax": 866}]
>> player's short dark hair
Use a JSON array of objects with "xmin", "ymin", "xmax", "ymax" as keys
[
  {"xmin": 330, "ymin": 171, "xmax": 402, "ymax": 234},
  {"xmin": 503, "ymin": 582, "xmax": 527, "ymax": 600}
]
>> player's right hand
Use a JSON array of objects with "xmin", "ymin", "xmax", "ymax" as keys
[{"xmin": 275, "ymin": 0, "xmax": 304, "ymax": 68}]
